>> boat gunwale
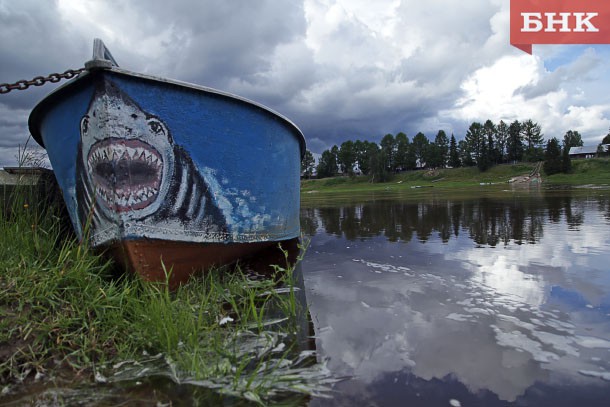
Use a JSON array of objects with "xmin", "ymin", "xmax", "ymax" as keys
[{"xmin": 28, "ymin": 65, "xmax": 306, "ymax": 156}]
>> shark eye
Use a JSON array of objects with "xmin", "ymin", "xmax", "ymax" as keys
[
  {"xmin": 81, "ymin": 116, "xmax": 89, "ymax": 135},
  {"xmin": 148, "ymin": 119, "xmax": 166, "ymax": 136}
]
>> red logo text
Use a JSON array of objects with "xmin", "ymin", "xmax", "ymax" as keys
[{"xmin": 511, "ymin": 1, "xmax": 610, "ymax": 54}]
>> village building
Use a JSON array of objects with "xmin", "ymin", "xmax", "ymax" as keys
[{"xmin": 568, "ymin": 144, "xmax": 608, "ymax": 159}]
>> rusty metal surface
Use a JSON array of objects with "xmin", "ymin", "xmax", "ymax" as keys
[{"xmin": 110, "ymin": 238, "xmax": 300, "ymax": 289}]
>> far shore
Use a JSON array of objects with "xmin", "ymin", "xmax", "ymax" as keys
[{"xmin": 301, "ymin": 158, "xmax": 610, "ymax": 197}]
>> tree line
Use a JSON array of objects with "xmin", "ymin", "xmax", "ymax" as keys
[{"xmin": 301, "ymin": 119, "xmax": 610, "ymax": 181}]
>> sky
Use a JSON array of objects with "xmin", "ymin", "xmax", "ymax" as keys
[{"xmin": 1, "ymin": 0, "xmax": 610, "ymax": 166}]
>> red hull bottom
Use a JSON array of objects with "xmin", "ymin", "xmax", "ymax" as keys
[{"xmin": 106, "ymin": 238, "xmax": 300, "ymax": 289}]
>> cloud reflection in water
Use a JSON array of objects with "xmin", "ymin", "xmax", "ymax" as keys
[{"xmin": 303, "ymin": 192, "xmax": 610, "ymax": 405}]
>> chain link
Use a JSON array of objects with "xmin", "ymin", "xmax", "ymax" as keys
[{"xmin": 0, "ymin": 68, "xmax": 85, "ymax": 94}]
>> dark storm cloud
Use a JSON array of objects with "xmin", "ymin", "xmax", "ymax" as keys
[
  {"xmin": 1, "ymin": 0, "xmax": 608, "ymax": 164},
  {"xmin": 0, "ymin": 1, "xmax": 93, "ymax": 165},
  {"xmin": 0, "ymin": 0, "xmax": 497, "ymax": 164},
  {"xmin": 0, "ymin": 1, "xmax": 90, "ymax": 105},
  {"xmin": 109, "ymin": 0, "xmax": 308, "ymax": 88},
  {"xmin": 0, "ymin": 0, "xmax": 309, "ymax": 165},
  {"xmin": 277, "ymin": 0, "xmax": 502, "ymax": 147}
]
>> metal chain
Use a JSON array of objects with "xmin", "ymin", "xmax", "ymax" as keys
[{"xmin": 0, "ymin": 68, "xmax": 85, "ymax": 94}]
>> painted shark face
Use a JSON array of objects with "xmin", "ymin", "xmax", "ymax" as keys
[
  {"xmin": 86, "ymin": 137, "xmax": 163, "ymax": 212},
  {"xmin": 80, "ymin": 86, "xmax": 174, "ymax": 219}
]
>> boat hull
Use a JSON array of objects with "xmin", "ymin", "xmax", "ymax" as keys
[
  {"xmin": 108, "ymin": 238, "xmax": 300, "ymax": 289},
  {"xmin": 29, "ymin": 68, "xmax": 304, "ymax": 285}
]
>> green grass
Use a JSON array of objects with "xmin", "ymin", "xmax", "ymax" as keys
[
  {"xmin": 0, "ymin": 185, "xmax": 330, "ymax": 404},
  {"xmin": 545, "ymin": 158, "xmax": 610, "ymax": 184},
  {"xmin": 301, "ymin": 159, "xmax": 610, "ymax": 196}
]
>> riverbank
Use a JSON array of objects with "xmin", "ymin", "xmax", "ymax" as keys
[
  {"xmin": 301, "ymin": 158, "xmax": 610, "ymax": 196},
  {"xmin": 0, "ymin": 187, "xmax": 329, "ymax": 404}
]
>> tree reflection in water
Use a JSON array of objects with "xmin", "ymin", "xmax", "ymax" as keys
[{"xmin": 302, "ymin": 193, "xmax": 597, "ymax": 247}]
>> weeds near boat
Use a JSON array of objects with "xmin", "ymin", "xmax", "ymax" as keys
[{"xmin": 0, "ymin": 183, "xmax": 334, "ymax": 403}]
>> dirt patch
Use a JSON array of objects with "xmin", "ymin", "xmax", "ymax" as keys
[
  {"xmin": 508, "ymin": 174, "xmax": 542, "ymax": 184},
  {"xmin": 424, "ymin": 169, "xmax": 441, "ymax": 178}
]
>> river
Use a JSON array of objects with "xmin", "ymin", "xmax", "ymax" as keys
[{"xmin": 302, "ymin": 185, "xmax": 610, "ymax": 406}]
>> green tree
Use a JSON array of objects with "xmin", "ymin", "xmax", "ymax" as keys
[
  {"xmin": 434, "ymin": 130, "xmax": 449, "ymax": 168},
  {"xmin": 563, "ymin": 130, "xmax": 583, "ymax": 149},
  {"xmin": 458, "ymin": 139, "xmax": 474, "ymax": 167},
  {"xmin": 338, "ymin": 140, "xmax": 356, "ymax": 175},
  {"xmin": 483, "ymin": 120, "xmax": 499, "ymax": 165},
  {"xmin": 478, "ymin": 136, "xmax": 491, "ymax": 172},
  {"xmin": 521, "ymin": 119, "xmax": 544, "ymax": 162},
  {"xmin": 301, "ymin": 149, "xmax": 315, "ymax": 178},
  {"xmin": 449, "ymin": 134, "xmax": 461, "ymax": 168},
  {"xmin": 495, "ymin": 120, "xmax": 509, "ymax": 163},
  {"xmin": 477, "ymin": 122, "xmax": 493, "ymax": 172},
  {"xmin": 395, "ymin": 132, "xmax": 410, "ymax": 171},
  {"xmin": 330, "ymin": 145, "xmax": 339, "ymax": 162},
  {"xmin": 412, "ymin": 132, "xmax": 429, "ymax": 168},
  {"xmin": 403, "ymin": 138, "xmax": 417, "ymax": 171},
  {"xmin": 464, "ymin": 122, "xmax": 484, "ymax": 167},
  {"xmin": 354, "ymin": 140, "xmax": 376, "ymax": 175},
  {"xmin": 369, "ymin": 144, "xmax": 391, "ymax": 182},
  {"xmin": 507, "ymin": 120, "xmax": 523, "ymax": 163},
  {"xmin": 543, "ymin": 138, "xmax": 562, "ymax": 175},
  {"xmin": 426, "ymin": 142, "xmax": 443, "ymax": 168},
  {"xmin": 316, "ymin": 148, "xmax": 337, "ymax": 178},
  {"xmin": 380, "ymin": 134, "xmax": 396, "ymax": 172}
]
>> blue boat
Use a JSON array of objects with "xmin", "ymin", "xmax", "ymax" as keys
[{"xmin": 29, "ymin": 39, "xmax": 305, "ymax": 286}]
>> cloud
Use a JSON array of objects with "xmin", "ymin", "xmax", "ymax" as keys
[
  {"xmin": 445, "ymin": 49, "xmax": 610, "ymax": 144},
  {"xmin": 0, "ymin": 0, "xmax": 609, "ymax": 166},
  {"xmin": 0, "ymin": 104, "xmax": 29, "ymax": 147},
  {"xmin": 515, "ymin": 48, "xmax": 602, "ymax": 100}
]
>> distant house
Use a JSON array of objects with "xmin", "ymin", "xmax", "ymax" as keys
[
  {"xmin": 0, "ymin": 166, "xmax": 50, "ymax": 186},
  {"xmin": 1, "ymin": 167, "xmax": 57, "ymax": 211},
  {"xmin": 568, "ymin": 145, "xmax": 599, "ymax": 159}
]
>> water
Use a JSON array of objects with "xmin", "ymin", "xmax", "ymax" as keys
[{"xmin": 302, "ymin": 187, "xmax": 610, "ymax": 406}]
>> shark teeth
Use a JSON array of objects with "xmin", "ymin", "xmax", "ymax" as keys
[
  {"xmin": 86, "ymin": 138, "xmax": 164, "ymax": 212},
  {"xmin": 102, "ymin": 187, "xmax": 159, "ymax": 208},
  {"xmin": 87, "ymin": 145, "xmax": 162, "ymax": 171}
]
